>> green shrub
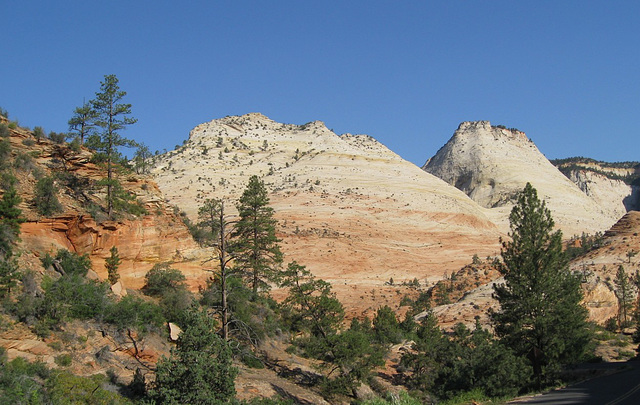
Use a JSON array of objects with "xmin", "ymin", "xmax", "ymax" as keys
[
  {"xmin": 33, "ymin": 126, "xmax": 45, "ymax": 140},
  {"xmin": 143, "ymin": 263, "xmax": 186, "ymax": 296},
  {"xmin": 42, "ymin": 249, "xmax": 92, "ymax": 277},
  {"xmin": 34, "ymin": 176, "xmax": 63, "ymax": 216},
  {"xmin": 0, "ymin": 355, "xmax": 50, "ymax": 403},
  {"xmin": 143, "ymin": 263, "xmax": 193, "ymax": 322},
  {"xmin": 0, "ymin": 139, "xmax": 10, "ymax": 167},
  {"xmin": 0, "ymin": 123, "xmax": 8, "ymax": 138},
  {"xmin": 104, "ymin": 295, "xmax": 165, "ymax": 333},
  {"xmin": 373, "ymin": 305, "xmax": 404, "ymax": 345},
  {"xmin": 48, "ymin": 131, "xmax": 66, "ymax": 144},
  {"xmin": 12, "ymin": 152, "xmax": 36, "ymax": 172},
  {"xmin": 42, "ymin": 274, "xmax": 111, "ymax": 322},
  {"xmin": 54, "ymin": 353, "xmax": 72, "ymax": 367},
  {"xmin": 46, "ymin": 371, "xmax": 133, "ymax": 404}
]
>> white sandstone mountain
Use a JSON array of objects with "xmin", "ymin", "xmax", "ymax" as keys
[
  {"xmin": 150, "ymin": 113, "xmax": 502, "ymax": 309},
  {"xmin": 423, "ymin": 121, "xmax": 620, "ymax": 236}
]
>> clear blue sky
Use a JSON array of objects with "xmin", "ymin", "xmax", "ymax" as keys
[{"xmin": 2, "ymin": 1, "xmax": 638, "ymax": 165}]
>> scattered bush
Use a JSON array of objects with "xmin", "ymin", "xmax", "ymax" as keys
[
  {"xmin": 33, "ymin": 126, "xmax": 45, "ymax": 141},
  {"xmin": 48, "ymin": 131, "xmax": 66, "ymax": 144},
  {"xmin": 104, "ymin": 295, "xmax": 165, "ymax": 333},
  {"xmin": 54, "ymin": 353, "xmax": 72, "ymax": 367},
  {"xmin": 143, "ymin": 263, "xmax": 186, "ymax": 296},
  {"xmin": 143, "ymin": 263, "xmax": 193, "ymax": 322},
  {"xmin": 0, "ymin": 123, "xmax": 8, "ymax": 138},
  {"xmin": 34, "ymin": 176, "xmax": 63, "ymax": 216}
]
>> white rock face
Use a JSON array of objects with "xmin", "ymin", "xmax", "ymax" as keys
[
  {"xmin": 150, "ymin": 113, "xmax": 502, "ymax": 308},
  {"xmin": 423, "ymin": 121, "xmax": 620, "ymax": 235},
  {"xmin": 567, "ymin": 170, "xmax": 636, "ymax": 219}
]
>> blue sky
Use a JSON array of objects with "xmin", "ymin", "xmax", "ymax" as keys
[{"xmin": 2, "ymin": 1, "xmax": 638, "ymax": 165}]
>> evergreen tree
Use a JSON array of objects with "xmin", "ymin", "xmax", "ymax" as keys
[
  {"xmin": 105, "ymin": 246, "xmax": 121, "ymax": 285},
  {"xmin": 632, "ymin": 270, "xmax": 640, "ymax": 344},
  {"xmin": 87, "ymin": 74, "xmax": 137, "ymax": 218},
  {"xmin": 150, "ymin": 308, "xmax": 237, "ymax": 404},
  {"xmin": 232, "ymin": 175, "xmax": 282, "ymax": 295},
  {"xmin": 280, "ymin": 261, "xmax": 384, "ymax": 397},
  {"xmin": 68, "ymin": 100, "xmax": 97, "ymax": 144},
  {"xmin": 197, "ymin": 198, "xmax": 237, "ymax": 341},
  {"xmin": 0, "ymin": 256, "xmax": 19, "ymax": 298},
  {"xmin": 133, "ymin": 143, "xmax": 152, "ymax": 174},
  {"xmin": 372, "ymin": 305, "xmax": 403, "ymax": 345},
  {"xmin": 614, "ymin": 264, "xmax": 634, "ymax": 329},
  {"xmin": 0, "ymin": 184, "xmax": 25, "ymax": 258},
  {"xmin": 491, "ymin": 183, "xmax": 591, "ymax": 388}
]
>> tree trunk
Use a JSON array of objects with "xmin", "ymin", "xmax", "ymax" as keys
[{"xmin": 219, "ymin": 201, "xmax": 229, "ymax": 342}]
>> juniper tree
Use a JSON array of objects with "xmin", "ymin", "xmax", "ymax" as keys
[
  {"xmin": 87, "ymin": 74, "xmax": 137, "ymax": 218},
  {"xmin": 491, "ymin": 183, "xmax": 590, "ymax": 388},
  {"xmin": 231, "ymin": 175, "xmax": 282, "ymax": 296}
]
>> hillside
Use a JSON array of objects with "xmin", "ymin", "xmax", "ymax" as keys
[
  {"xmin": 423, "ymin": 121, "xmax": 622, "ymax": 236},
  {"xmin": 149, "ymin": 113, "xmax": 503, "ymax": 313}
]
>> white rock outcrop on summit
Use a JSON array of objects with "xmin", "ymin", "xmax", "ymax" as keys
[
  {"xmin": 423, "ymin": 121, "xmax": 619, "ymax": 235},
  {"xmin": 150, "ymin": 113, "xmax": 502, "ymax": 312}
]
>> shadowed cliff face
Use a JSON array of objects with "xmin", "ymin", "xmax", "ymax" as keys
[
  {"xmin": 423, "ymin": 121, "xmax": 622, "ymax": 236},
  {"xmin": 149, "ymin": 113, "xmax": 504, "ymax": 313}
]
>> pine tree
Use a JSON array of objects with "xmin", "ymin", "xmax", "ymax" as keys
[
  {"xmin": 133, "ymin": 143, "xmax": 152, "ymax": 174},
  {"xmin": 232, "ymin": 175, "xmax": 282, "ymax": 295},
  {"xmin": 105, "ymin": 246, "xmax": 121, "ymax": 285},
  {"xmin": 491, "ymin": 183, "xmax": 590, "ymax": 388},
  {"xmin": 0, "ymin": 184, "xmax": 25, "ymax": 259},
  {"xmin": 197, "ymin": 198, "xmax": 236, "ymax": 341},
  {"xmin": 150, "ymin": 308, "xmax": 237, "ymax": 404},
  {"xmin": 632, "ymin": 270, "xmax": 640, "ymax": 344},
  {"xmin": 67, "ymin": 100, "xmax": 97, "ymax": 144},
  {"xmin": 0, "ymin": 256, "xmax": 19, "ymax": 298},
  {"xmin": 614, "ymin": 264, "xmax": 634, "ymax": 329},
  {"xmin": 87, "ymin": 74, "xmax": 137, "ymax": 218}
]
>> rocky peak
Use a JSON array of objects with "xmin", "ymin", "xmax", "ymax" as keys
[{"xmin": 424, "ymin": 121, "xmax": 619, "ymax": 235}]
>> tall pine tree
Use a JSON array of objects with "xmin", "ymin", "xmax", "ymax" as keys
[
  {"xmin": 231, "ymin": 175, "xmax": 282, "ymax": 296},
  {"xmin": 197, "ymin": 198, "xmax": 237, "ymax": 341},
  {"xmin": 491, "ymin": 183, "xmax": 590, "ymax": 388},
  {"xmin": 87, "ymin": 74, "xmax": 137, "ymax": 218}
]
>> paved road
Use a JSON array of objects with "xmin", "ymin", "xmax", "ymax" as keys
[{"xmin": 511, "ymin": 361, "xmax": 640, "ymax": 404}]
